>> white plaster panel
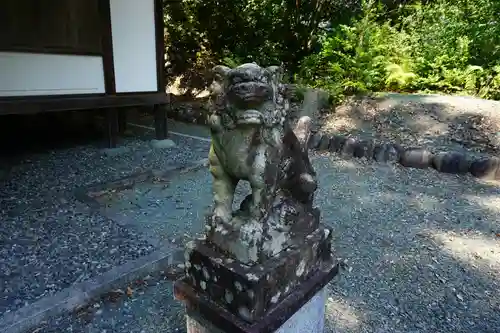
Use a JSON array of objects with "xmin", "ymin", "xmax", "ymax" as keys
[
  {"xmin": 109, "ymin": 0, "xmax": 158, "ymax": 93},
  {"xmin": 0, "ymin": 52, "xmax": 105, "ymax": 97}
]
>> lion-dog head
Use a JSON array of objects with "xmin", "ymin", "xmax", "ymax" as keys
[{"xmin": 210, "ymin": 63, "xmax": 283, "ymax": 127}]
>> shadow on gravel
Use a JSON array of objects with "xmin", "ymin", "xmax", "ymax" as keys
[
  {"xmin": 22, "ymin": 153, "xmax": 500, "ymax": 333},
  {"xmin": 0, "ymin": 113, "xmax": 209, "ymax": 322},
  {"xmin": 315, "ymin": 155, "xmax": 500, "ymax": 333},
  {"xmin": 2, "ymin": 112, "xmax": 500, "ymax": 333}
]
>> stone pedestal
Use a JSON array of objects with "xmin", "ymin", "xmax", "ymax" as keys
[
  {"xmin": 173, "ymin": 62, "xmax": 339, "ymax": 333},
  {"xmin": 181, "ymin": 288, "xmax": 328, "ymax": 333},
  {"xmin": 173, "ymin": 221, "xmax": 338, "ymax": 333}
]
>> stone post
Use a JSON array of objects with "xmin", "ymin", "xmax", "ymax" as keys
[{"xmin": 173, "ymin": 63, "xmax": 339, "ymax": 333}]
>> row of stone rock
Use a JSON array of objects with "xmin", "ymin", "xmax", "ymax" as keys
[
  {"xmin": 308, "ymin": 132, "xmax": 500, "ymax": 181},
  {"xmin": 164, "ymin": 100, "xmax": 500, "ymax": 181}
]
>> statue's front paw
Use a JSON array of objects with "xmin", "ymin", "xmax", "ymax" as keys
[{"xmin": 212, "ymin": 206, "xmax": 232, "ymax": 225}]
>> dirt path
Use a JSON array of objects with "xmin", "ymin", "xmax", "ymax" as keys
[{"xmin": 320, "ymin": 93, "xmax": 500, "ymax": 157}]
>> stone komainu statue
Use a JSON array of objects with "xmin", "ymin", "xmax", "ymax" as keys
[
  {"xmin": 176, "ymin": 63, "xmax": 337, "ymax": 327},
  {"xmin": 205, "ymin": 63, "xmax": 319, "ymax": 263}
]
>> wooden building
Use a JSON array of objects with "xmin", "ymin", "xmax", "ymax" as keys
[{"xmin": 0, "ymin": 0, "xmax": 169, "ymax": 147}]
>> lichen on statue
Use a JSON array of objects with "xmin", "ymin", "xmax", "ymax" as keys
[{"xmin": 205, "ymin": 62, "xmax": 319, "ymax": 263}]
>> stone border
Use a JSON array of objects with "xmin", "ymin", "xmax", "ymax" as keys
[
  {"xmin": 307, "ymin": 132, "xmax": 500, "ymax": 181},
  {"xmin": 165, "ymin": 101, "xmax": 500, "ymax": 182},
  {"xmin": 0, "ymin": 245, "xmax": 183, "ymax": 333},
  {"xmin": 149, "ymin": 98, "xmax": 500, "ymax": 182},
  {"xmin": 76, "ymin": 158, "xmax": 208, "ymax": 207},
  {"xmin": 163, "ymin": 87, "xmax": 499, "ymax": 181},
  {"xmin": 75, "ymin": 158, "xmax": 209, "ymax": 248},
  {"xmin": 0, "ymin": 159, "xmax": 209, "ymax": 333}
]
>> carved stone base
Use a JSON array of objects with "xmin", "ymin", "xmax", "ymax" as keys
[
  {"xmin": 183, "ymin": 288, "xmax": 328, "ymax": 333},
  {"xmin": 176, "ymin": 222, "xmax": 335, "ymax": 326},
  {"xmin": 174, "ymin": 242, "xmax": 338, "ymax": 333}
]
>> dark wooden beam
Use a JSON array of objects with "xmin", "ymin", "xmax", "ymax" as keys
[
  {"xmin": 118, "ymin": 108, "xmax": 127, "ymax": 134},
  {"xmin": 98, "ymin": 0, "xmax": 116, "ymax": 95},
  {"xmin": 153, "ymin": 0, "xmax": 169, "ymax": 141},
  {"xmin": 106, "ymin": 107, "xmax": 119, "ymax": 148},
  {"xmin": 154, "ymin": 0, "xmax": 166, "ymax": 93},
  {"xmin": 0, "ymin": 46, "xmax": 102, "ymax": 56},
  {"xmin": 0, "ymin": 92, "xmax": 169, "ymax": 116},
  {"xmin": 98, "ymin": 0, "xmax": 118, "ymax": 148},
  {"xmin": 154, "ymin": 104, "xmax": 168, "ymax": 140}
]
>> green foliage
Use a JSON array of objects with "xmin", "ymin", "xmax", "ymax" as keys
[
  {"xmin": 163, "ymin": 0, "xmax": 500, "ymax": 101},
  {"xmin": 292, "ymin": 85, "xmax": 308, "ymax": 103},
  {"xmin": 163, "ymin": 0, "xmax": 359, "ymax": 87},
  {"xmin": 299, "ymin": 0, "xmax": 500, "ymax": 100},
  {"xmin": 385, "ymin": 64, "xmax": 417, "ymax": 90}
]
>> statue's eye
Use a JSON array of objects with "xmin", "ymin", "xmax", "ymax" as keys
[{"xmin": 231, "ymin": 76, "xmax": 242, "ymax": 84}]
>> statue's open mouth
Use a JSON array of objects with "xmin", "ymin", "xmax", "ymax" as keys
[
  {"xmin": 236, "ymin": 109, "xmax": 263, "ymax": 125},
  {"xmin": 240, "ymin": 94, "xmax": 263, "ymax": 102}
]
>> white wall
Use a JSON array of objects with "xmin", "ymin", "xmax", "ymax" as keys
[
  {"xmin": 0, "ymin": 52, "xmax": 106, "ymax": 97},
  {"xmin": 109, "ymin": 0, "xmax": 158, "ymax": 93}
]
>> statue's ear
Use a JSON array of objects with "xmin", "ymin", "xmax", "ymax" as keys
[
  {"xmin": 212, "ymin": 65, "xmax": 231, "ymax": 83},
  {"xmin": 266, "ymin": 65, "xmax": 284, "ymax": 84}
]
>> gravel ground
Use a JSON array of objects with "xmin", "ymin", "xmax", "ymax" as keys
[
  {"xmin": 33, "ymin": 272, "xmax": 186, "ymax": 333},
  {"xmin": 32, "ymin": 152, "xmax": 500, "ymax": 333},
  {"xmin": 317, "ymin": 154, "xmax": 500, "ymax": 333},
  {"xmin": 91, "ymin": 162, "xmax": 250, "ymax": 248},
  {"xmin": 0, "ymin": 125, "xmax": 209, "ymax": 317}
]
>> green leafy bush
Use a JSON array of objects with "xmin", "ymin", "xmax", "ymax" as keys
[
  {"xmin": 163, "ymin": 0, "xmax": 358, "ymax": 86},
  {"xmin": 163, "ymin": 0, "xmax": 500, "ymax": 101},
  {"xmin": 298, "ymin": 0, "xmax": 500, "ymax": 100}
]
